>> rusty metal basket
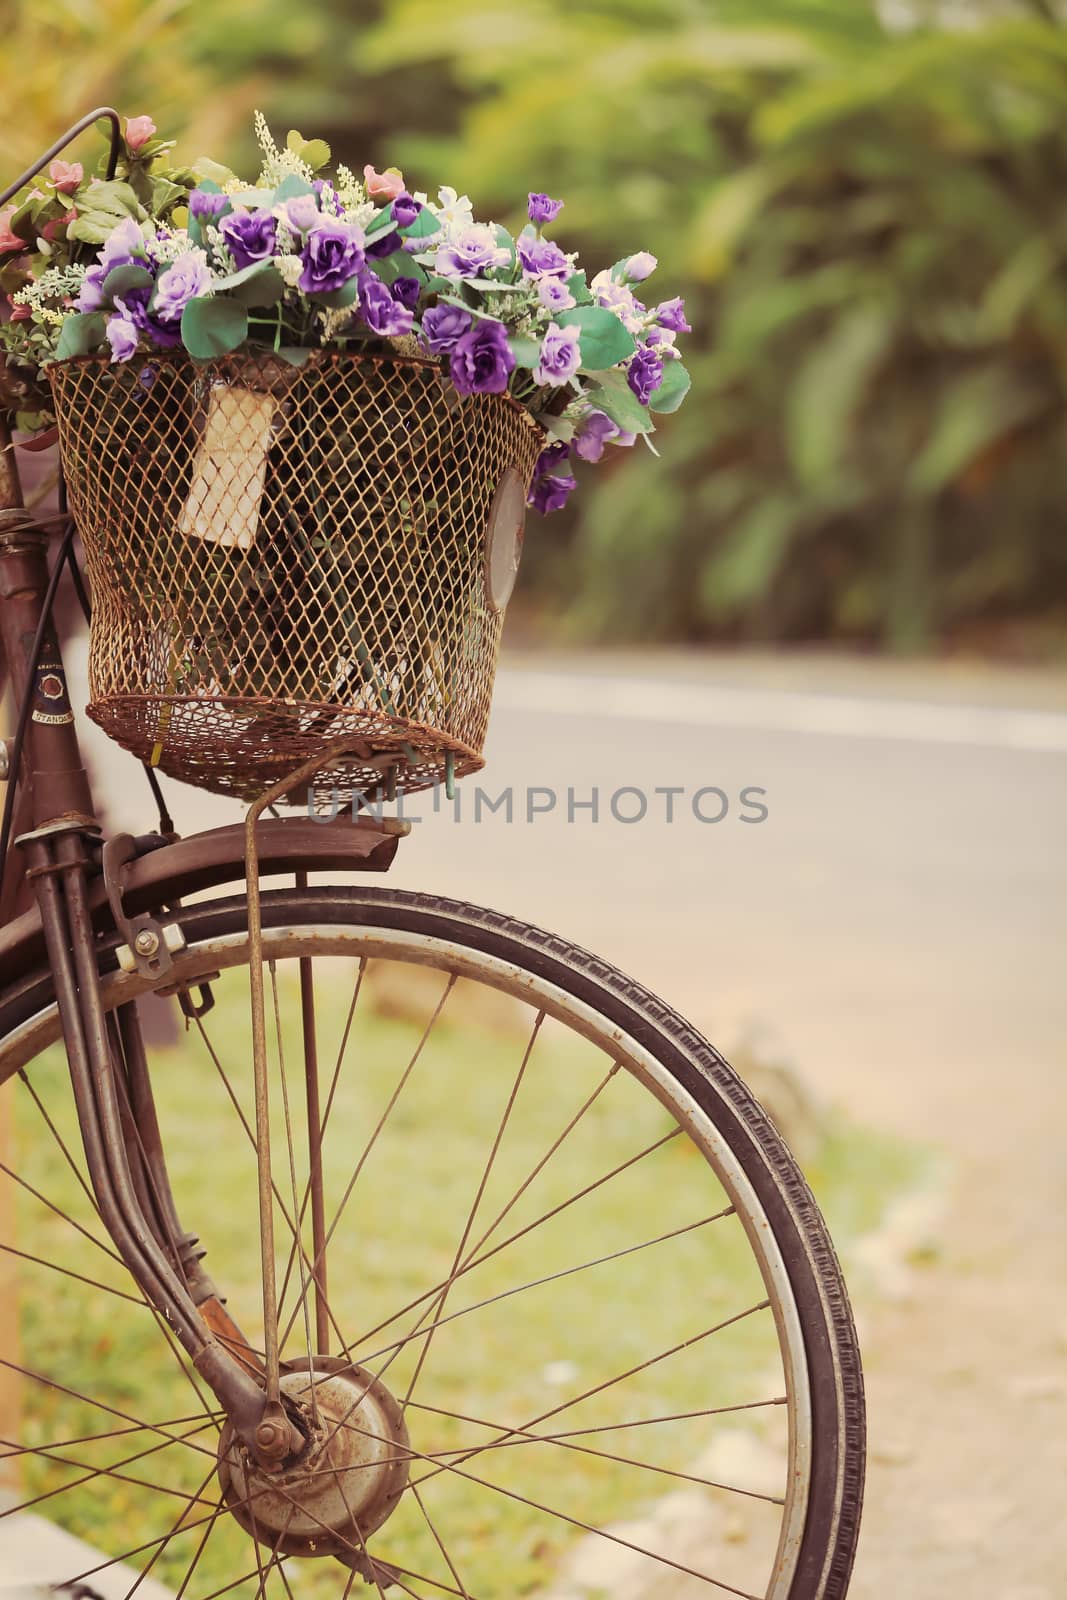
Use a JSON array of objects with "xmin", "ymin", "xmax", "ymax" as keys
[{"xmin": 48, "ymin": 349, "xmax": 543, "ymax": 802}]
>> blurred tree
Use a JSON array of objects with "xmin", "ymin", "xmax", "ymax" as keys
[{"xmin": 358, "ymin": 0, "xmax": 1067, "ymax": 650}]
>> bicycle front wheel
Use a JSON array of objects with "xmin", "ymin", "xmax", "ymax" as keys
[{"xmin": 0, "ymin": 886, "xmax": 864, "ymax": 1600}]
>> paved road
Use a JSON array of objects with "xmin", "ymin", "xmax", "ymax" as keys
[{"xmin": 81, "ymin": 646, "xmax": 1067, "ymax": 1598}]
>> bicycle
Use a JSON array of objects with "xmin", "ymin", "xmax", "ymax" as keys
[{"xmin": 0, "ymin": 114, "xmax": 864, "ymax": 1600}]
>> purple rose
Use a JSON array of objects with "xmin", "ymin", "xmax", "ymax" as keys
[
  {"xmin": 654, "ymin": 296, "xmax": 691, "ymax": 334},
  {"xmin": 421, "ymin": 303, "xmax": 471, "ymax": 354},
  {"xmin": 153, "ymin": 253, "xmax": 212, "ymax": 320},
  {"xmin": 622, "ymin": 252, "xmax": 657, "ymax": 283},
  {"xmin": 537, "ymin": 277, "xmax": 575, "ymax": 314},
  {"xmin": 644, "ymin": 326, "xmax": 677, "ymax": 354},
  {"xmin": 299, "ymin": 217, "xmax": 366, "ymax": 294},
  {"xmin": 100, "ymin": 218, "xmax": 144, "ymax": 269},
  {"xmin": 365, "ymin": 228, "xmax": 400, "ymax": 260},
  {"xmin": 517, "ymin": 232, "xmax": 570, "ymax": 280},
  {"xmin": 392, "ymin": 192, "xmax": 422, "ymax": 229},
  {"xmin": 76, "ymin": 218, "xmax": 146, "ymax": 311},
  {"xmin": 533, "ymin": 321, "xmax": 582, "ymax": 387},
  {"xmin": 76, "ymin": 264, "xmax": 108, "ymax": 312},
  {"xmin": 626, "ymin": 346, "xmax": 664, "ymax": 406},
  {"xmin": 528, "ymin": 192, "xmax": 564, "ymax": 226},
  {"xmin": 278, "ymin": 194, "xmax": 320, "ymax": 234},
  {"xmin": 120, "ymin": 288, "xmax": 184, "ymax": 348},
  {"xmin": 574, "ymin": 410, "xmax": 618, "ymax": 463},
  {"xmin": 436, "ymin": 224, "xmax": 510, "ymax": 280},
  {"xmin": 189, "ymin": 188, "xmax": 228, "ymax": 222},
  {"xmin": 390, "ymin": 275, "xmax": 421, "ymax": 311},
  {"xmin": 220, "ymin": 209, "xmax": 277, "ymax": 271},
  {"xmin": 448, "ymin": 318, "xmax": 516, "ymax": 395},
  {"xmin": 105, "ymin": 314, "xmax": 139, "ymax": 363},
  {"xmin": 534, "ymin": 442, "xmax": 571, "ymax": 477},
  {"xmin": 529, "ymin": 472, "xmax": 577, "ymax": 515},
  {"xmin": 358, "ymin": 271, "xmax": 415, "ymax": 336}
]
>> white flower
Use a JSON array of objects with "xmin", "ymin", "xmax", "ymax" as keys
[{"xmin": 429, "ymin": 185, "xmax": 474, "ymax": 240}]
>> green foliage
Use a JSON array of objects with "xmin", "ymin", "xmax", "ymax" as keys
[
  {"xmin": 352, "ymin": 0, "xmax": 1067, "ymax": 650},
  {"xmin": 179, "ymin": 296, "xmax": 248, "ymax": 357}
]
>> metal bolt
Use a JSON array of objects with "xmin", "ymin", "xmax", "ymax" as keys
[
  {"xmin": 134, "ymin": 928, "xmax": 160, "ymax": 956},
  {"xmin": 255, "ymin": 1419, "xmax": 289, "ymax": 1458}
]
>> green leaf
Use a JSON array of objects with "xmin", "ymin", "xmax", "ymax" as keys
[
  {"xmin": 275, "ymin": 346, "xmax": 316, "ymax": 367},
  {"xmin": 365, "ymin": 211, "xmax": 397, "ymax": 240},
  {"xmin": 213, "ymin": 259, "xmax": 278, "ymax": 294},
  {"xmin": 54, "ymin": 312, "xmax": 107, "ymax": 361},
  {"xmin": 286, "ymin": 130, "xmax": 331, "ymax": 170},
  {"xmin": 148, "ymin": 175, "xmax": 187, "ymax": 216},
  {"xmin": 309, "ymin": 276, "xmax": 361, "ymax": 311},
  {"xmin": 67, "ymin": 180, "xmax": 145, "ymax": 245},
  {"xmin": 274, "ymin": 174, "xmax": 316, "ymax": 204},
  {"xmin": 192, "ymin": 157, "xmax": 237, "ymax": 189},
  {"xmin": 369, "ymin": 253, "xmax": 427, "ymax": 289},
  {"xmin": 101, "ymin": 263, "xmax": 153, "ymax": 301},
  {"xmin": 400, "ymin": 207, "xmax": 443, "ymax": 240},
  {"xmin": 567, "ymin": 271, "xmax": 593, "ymax": 305},
  {"xmin": 556, "ymin": 304, "xmax": 636, "ymax": 370},
  {"xmin": 584, "ymin": 371, "xmax": 654, "ymax": 434},
  {"xmin": 507, "ymin": 335, "xmax": 542, "ymax": 368},
  {"xmin": 180, "ymin": 296, "xmax": 248, "ymax": 359},
  {"xmin": 229, "ymin": 266, "xmax": 285, "ymax": 308},
  {"xmin": 648, "ymin": 360, "xmax": 691, "ymax": 415}
]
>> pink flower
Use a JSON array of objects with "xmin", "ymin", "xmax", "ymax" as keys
[
  {"xmin": 48, "ymin": 159, "xmax": 83, "ymax": 194},
  {"xmin": 0, "ymin": 206, "xmax": 22, "ymax": 253},
  {"xmin": 363, "ymin": 164, "xmax": 405, "ymax": 201},
  {"xmin": 42, "ymin": 209, "xmax": 77, "ymax": 243},
  {"xmin": 125, "ymin": 115, "xmax": 156, "ymax": 152},
  {"xmin": 8, "ymin": 298, "xmax": 31, "ymax": 322}
]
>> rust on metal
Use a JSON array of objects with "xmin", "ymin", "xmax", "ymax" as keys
[{"xmin": 49, "ymin": 350, "xmax": 543, "ymax": 803}]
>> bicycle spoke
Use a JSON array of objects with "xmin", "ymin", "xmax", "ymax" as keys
[
  {"xmin": 121, "ymin": 1460, "xmax": 220, "ymax": 1600},
  {"xmin": 279, "ymin": 972, "xmax": 457, "ymax": 1353},
  {"xmin": 388, "ymin": 1399, "xmax": 785, "ymax": 1504},
  {"xmin": 347, "ymin": 1125, "xmax": 683, "ymax": 1359},
  {"xmin": 191, "ymin": 1008, "xmax": 353, "ymax": 1360},
  {"xmin": 398, "ymin": 1011, "xmax": 545, "ymax": 1412},
  {"xmin": 18, "ymin": 1067, "xmax": 101, "ymax": 1218},
  {"xmin": 269, "ymin": 959, "xmax": 319, "ymax": 1421},
  {"xmin": 410, "ymin": 1481, "xmax": 471, "ymax": 1600},
  {"xmin": 0, "ymin": 1356, "xmax": 221, "ymax": 1465},
  {"xmin": 359, "ymin": 1208, "xmax": 732, "ymax": 1371},
  {"xmin": 0, "ymin": 1410, "xmax": 222, "ymax": 1459},
  {"xmin": 455, "ymin": 1059, "xmax": 621, "ymax": 1272},
  {"xmin": 0, "ymin": 1417, "xmax": 218, "ymax": 1521},
  {"xmin": 276, "ymin": 956, "xmax": 367, "ymax": 1318},
  {"xmin": 408, "ymin": 1452, "xmax": 764, "ymax": 1600},
  {"xmin": 0, "ymin": 1157, "xmax": 121, "ymax": 1263},
  {"xmin": 0, "ymin": 1431, "xmax": 223, "ymax": 1512},
  {"xmin": 409, "ymin": 1300, "xmax": 772, "ymax": 1490},
  {"xmin": 172, "ymin": 1490, "xmax": 228, "ymax": 1600},
  {"xmin": 298, "ymin": 948, "xmax": 329, "ymax": 1356},
  {"xmin": 411, "ymin": 1395, "xmax": 787, "ymax": 1443},
  {"xmin": 0, "ymin": 1240, "xmax": 145, "ymax": 1303}
]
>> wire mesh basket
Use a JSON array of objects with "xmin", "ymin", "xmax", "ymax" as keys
[{"xmin": 49, "ymin": 350, "xmax": 544, "ymax": 802}]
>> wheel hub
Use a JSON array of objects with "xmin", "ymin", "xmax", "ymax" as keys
[{"xmin": 217, "ymin": 1357, "xmax": 410, "ymax": 1560}]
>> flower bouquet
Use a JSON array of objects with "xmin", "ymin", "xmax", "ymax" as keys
[{"xmin": 0, "ymin": 114, "xmax": 692, "ymax": 800}]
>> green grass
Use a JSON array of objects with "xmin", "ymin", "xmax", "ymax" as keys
[{"xmin": 10, "ymin": 960, "xmax": 926, "ymax": 1597}]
